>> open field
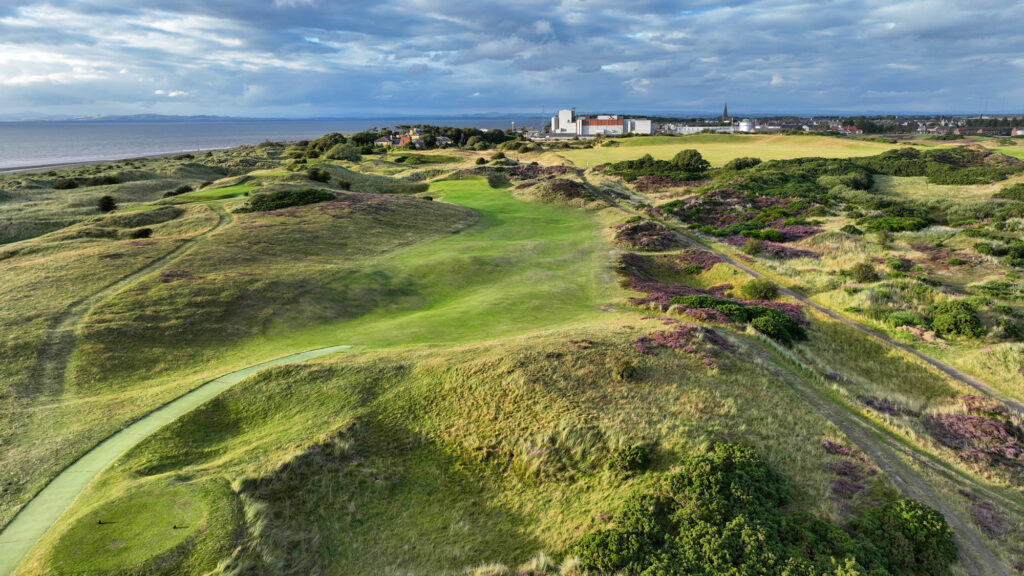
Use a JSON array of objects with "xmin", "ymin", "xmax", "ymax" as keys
[{"xmin": 558, "ymin": 134, "xmax": 925, "ymax": 167}]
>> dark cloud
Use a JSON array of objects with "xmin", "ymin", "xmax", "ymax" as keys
[{"xmin": 1, "ymin": 0, "xmax": 1023, "ymax": 117}]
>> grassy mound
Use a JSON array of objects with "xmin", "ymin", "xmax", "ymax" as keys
[
  {"xmin": 234, "ymin": 188, "xmax": 336, "ymax": 213},
  {"xmin": 30, "ymin": 327, "xmax": 877, "ymax": 575}
]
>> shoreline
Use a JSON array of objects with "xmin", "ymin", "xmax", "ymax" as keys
[{"xmin": 0, "ymin": 147, "xmax": 231, "ymax": 176}]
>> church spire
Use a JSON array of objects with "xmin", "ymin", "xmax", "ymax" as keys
[{"xmin": 723, "ymin": 102, "xmax": 729, "ymax": 122}]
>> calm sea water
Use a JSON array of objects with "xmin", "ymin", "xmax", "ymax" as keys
[{"xmin": 0, "ymin": 118, "xmax": 538, "ymax": 170}]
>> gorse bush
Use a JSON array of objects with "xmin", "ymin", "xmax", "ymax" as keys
[
  {"xmin": 930, "ymin": 300, "xmax": 984, "ymax": 338},
  {"xmin": 571, "ymin": 443, "xmax": 957, "ymax": 576},
  {"xmin": 609, "ymin": 445, "xmax": 648, "ymax": 474},
  {"xmin": 97, "ymin": 195, "xmax": 117, "ymax": 213},
  {"xmin": 723, "ymin": 157, "xmax": 761, "ymax": 170},
  {"xmin": 307, "ymin": 166, "xmax": 331, "ymax": 182},
  {"xmin": 741, "ymin": 278, "xmax": 779, "ymax": 300},
  {"xmin": 670, "ymin": 295, "xmax": 806, "ymax": 344},
  {"xmin": 994, "ymin": 183, "xmax": 1024, "ymax": 201},
  {"xmin": 850, "ymin": 262, "xmax": 878, "ymax": 283},
  {"xmin": 235, "ymin": 188, "xmax": 336, "ymax": 213}
]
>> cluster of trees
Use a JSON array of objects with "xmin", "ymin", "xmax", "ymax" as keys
[{"xmin": 572, "ymin": 443, "xmax": 957, "ymax": 575}]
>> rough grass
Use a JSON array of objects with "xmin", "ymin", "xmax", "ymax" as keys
[
  {"xmin": 560, "ymin": 134, "xmax": 916, "ymax": 168},
  {"xmin": 25, "ymin": 327, "xmax": 865, "ymax": 575}
]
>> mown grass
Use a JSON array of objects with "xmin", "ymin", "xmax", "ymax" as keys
[
  {"xmin": 23, "ymin": 327, "xmax": 867, "ymax": 575},
  {"xmin": 559, "ymin": 134, "xmax": 918, "ymax": 167}
]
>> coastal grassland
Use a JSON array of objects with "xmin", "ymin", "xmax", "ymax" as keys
[
  {"xmin": 0, "ymin": 205, "xmax": 221, "ymax": 526},
  {"xmin": 1, "ymin": 175, "xmax": 618, "ymax": 535},
  {"xmin": 559, "ymin": 134, "xmax": 914, "ymax": 167},
  {"xmin": 0, "ymin": 146, "xmax": 284, "ymax": 244},
  {"xmin": 19, "ymin": 327, "xmax": 876, "ymax": 576}
]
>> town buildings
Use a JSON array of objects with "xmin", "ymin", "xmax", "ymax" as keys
[{"xmin": 549, "ymin": 109, "xmax": 654, "ymax": 136}]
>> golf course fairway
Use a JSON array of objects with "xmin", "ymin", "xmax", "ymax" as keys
[{"xmin": 0, "ymin": 345, "xmax": 349, "ymax": 576}]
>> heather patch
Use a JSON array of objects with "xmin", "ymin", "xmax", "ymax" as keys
[
  {"xmin": 611, "ymin": 219, "xmax": 681, "ymax": 251},
  {"xmin": 723, "ymin": 235, "xmax": 820, "ymax": 259},
  {"xmin": 830, "ymin": 476, "xmax": 867, "ymax": 499},
  {"xmin": 633, "ymin": 323, "xmax": 731, "ymax": 369},
  {"xmin": 822, "ymin": 440, "xmax": 854, "ymax": 457},
  {"xmin": 858, "ymin": 395, "xmax": 918, "ymax": 417},
  {"xmin": 676, "ymin": 248, "xmax": 724, "ymax": 271},
  {"xmin": 968, "ymin": 499, "xmax": 1013, "ymax": 538},
  {"xmin": 922, "ymin": 411, "xmax": 1024, "ymax": 469},
  {"xmin": 632, "ymin": 175, "xmax": 707, "ymax": 192}
]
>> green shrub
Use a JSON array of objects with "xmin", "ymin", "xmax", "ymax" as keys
[
  {"xmin": 865, "ymin": 216, "xmax": 930, "ymax": 232},
  {"xmin": 885, "ymin": 256, "xmax": 906, "ymax": 271},
  {"xmin": 475, "ymin": 157, "xmax": 486, "ymax": 165},
  {"xmin": 850, "ymin": 499, "xmax": 957, "ymax": 576},
  {"xmin": 53, "ymin": 178, "xmax": 78, "ymax": 190},
  {"xmin": 742, "ymin": 228, "xmax": 784, "ymax": 242},
  {"xmin": 930, "ymin": 300, "xmax": 984, "ymax": 338},
  {"xmin": 994, "ymin": 183, "xmax": 1024, "ymax": 201},
  {"xmin": 672, "ymin": 149, "xmax": 710, "ymax": 172},
  {"xmin": 741, "ymin": 278, "xmax": 779, "ymax": 300},
  {"xmin": 236, "ymin": 188, "xmax": 335, "ymax": 213},
  {"xmin": 948, "ymin": 257, "xmax": 965, "ymax": 266},
  {"xmin": 742, "ymin": 238, "xmax": 763, "ymax": 255},
  {"xmin": 850, "ymin": 262, "xmax": 878, "ymax": 283},
  {"xmin": 572, "ymin": 444, "xmax": 956, "ymax": 576},
  {"xmin": 307, "ymin": 166, "xmax": 331, "ymax": 182},
  {"xmin": 611, "ymin": 359, "xmax": 638, "ymax": 382},
  {"xmin": 128, "ymin": 227, "xmax": 152, "ymax": 239},
  {"xmin": 723, "ymin": 157, "xmax": 761, "ymax": 170},
  {"xmin": 610, "ymin": 445, "xmax": 648, "ymax": 474},
  {"xmin": 490, "ymin": 151, "xmax": 506, "ymax": 160},
  {"xmin": 97, "ymin": 195, "xmax": 117, "ymax": 213},
  {"xmin": 840, "ymin": 224, "xmax": 863, "ymax": 235}
]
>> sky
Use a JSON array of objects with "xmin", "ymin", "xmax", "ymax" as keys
[{"xmin": 1, "ymin": 0, "xmax": 1023, "ymax": 119}]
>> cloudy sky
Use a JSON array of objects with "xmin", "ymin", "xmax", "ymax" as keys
[{"xmin": 1, "ymin": 0, "xmax": 1022, "ymax": 119}]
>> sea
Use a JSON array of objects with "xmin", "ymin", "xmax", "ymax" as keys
[{"xmin": 0, "ymin": 117, "xmax": 539, "ymax": 171}]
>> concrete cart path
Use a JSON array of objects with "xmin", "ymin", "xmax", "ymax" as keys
[{"xmin": 0, "ymin": 345, "xmax": 350, "ymax": 576}]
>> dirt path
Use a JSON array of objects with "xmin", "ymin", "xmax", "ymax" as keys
[
  {"xmin": 740, "ymin": 335, "xmax": 1010, "ymax": 576},
  {"xmin": 0, "ymin": 345, "xmax": 349, "ymax": 576},
  {"xmin": 21, "ymin": 204, "xmax": 232, "ymax": 397},
  {"xmin": 575, "ymin": 168, "xmax": 1024, "ymax": 417},
  {"xmin": 685, "ymin": 233, "xmax": 1024, "ymax": 417},
  {"xmin": 575, "ymin": 169, "xmax": 1017, "ymax": 574}
]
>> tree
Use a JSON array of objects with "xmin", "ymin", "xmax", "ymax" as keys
[
  {"xmin": 97, "ymin": 195, "xmax": 117, "ymax": 212},
  {"xmin": 672, "ymin": 149, "xmax": 711, "ymax": 172}
]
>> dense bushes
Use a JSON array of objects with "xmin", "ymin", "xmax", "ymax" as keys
[
  {"xmin": 930, "ymin": 300, "xmax": 984, "ymax": 338},
  {"xmin": 235, "ymin": 188, "xmax": 336, "ymax": 213},
  {"xmin": 994, "ymin": 183, "xmax": 1024, "ymax": 201},
  {"xmin": 163, "ymin": 184, "xmax": 193, "ymax": 198},
  {"xmin": 605, "ymin": 151, "xmax": 710, "ymax": 181},
  {"xmin": 307, "ymin": 166, "xmax": 331, "ymax": 182},
  {"xmin": 670, "ymin": 294, "xmax": 806, "ymax": 344},
  {"xmin": 723, "ymin": 157, "xmax": 761, "ymax": 170},
  {"xmin": 572, "ymin": 443, "xmax": 956, "ymax": 576}
]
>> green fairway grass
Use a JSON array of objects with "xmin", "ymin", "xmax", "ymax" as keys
[
  {"xmin": 169, "ymin": 182, "xmax": 260, "ymax": 202},
  {"xmin": 560, "ymin": 134, "xmax": 918, "ymax": 167}
]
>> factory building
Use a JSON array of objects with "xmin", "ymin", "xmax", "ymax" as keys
[{"xmin": 549, "ymin": 109, "xmax": 653, "ymax": 136}]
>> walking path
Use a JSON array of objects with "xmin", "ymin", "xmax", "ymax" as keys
[
  {"xmin": 24, "ymin": 205, "xmax": 232, "ymax": 397},
  {"xmin": 0, "ymin": 345, "xmax": 349, "ymax": 576}
]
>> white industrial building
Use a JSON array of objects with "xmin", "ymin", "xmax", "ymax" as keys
[{"xmin": 550, "ymin": 109, "xmax": 653, "ymax": 136}]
